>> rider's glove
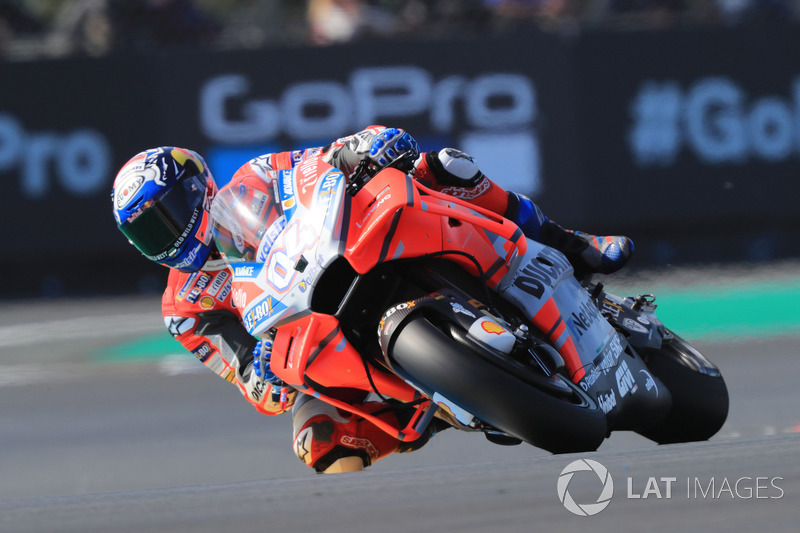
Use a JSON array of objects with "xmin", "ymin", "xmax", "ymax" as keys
[
  {"xmin": 237, "ymin": 338, "xmax": 296, "ymax": 415},
  {"xmin": 367, "ymin": 128, "xmax": 420, "ymax": 175},
  {"xmin": 349, "ymin": 128, "xmax": 421, "ymax": 195}
]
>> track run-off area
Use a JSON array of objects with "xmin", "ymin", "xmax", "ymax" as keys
[{"xmin": 1, "ymin": 261, "xmax": 799, "ymax": 532}]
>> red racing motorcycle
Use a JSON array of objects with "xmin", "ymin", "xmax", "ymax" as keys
[{"xmin": 210, "ymin": 157, "xmax": 729, "ymax": 453}]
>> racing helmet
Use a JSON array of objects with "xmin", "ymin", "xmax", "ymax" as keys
[{"xmin": 112, "ymin": 147, "xmax": 217, "ymax": 272}]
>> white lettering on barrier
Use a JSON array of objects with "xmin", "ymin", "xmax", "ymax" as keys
[
  {"xmin": 200, "ymin": 67, "xmax": 537, "ymax": 143},
  {"xmin": 200, "ymin": 75, "xmax": 279, "ymax": 143},
  {"xmin": 629, "ymin": 76, "xmax": 800, "ymax": 166},
  {"xmin": 0, "ymin": 114, "xmax": 111, "ymax": 199},
  {"xmin": 282, "ymin": 82, "xmax": 353, "ymax": 139},
  {"xmin": 350, "ymin": 67, "xmax": 434, "ymax": 128},
  {"xmin": 199, "ymin": 66, "xmax": 541, "ymax": 195}
]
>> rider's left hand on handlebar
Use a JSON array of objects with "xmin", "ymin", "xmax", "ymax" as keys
[
  {"xmin": 254, "ymin": 338, "xmax": 296, "ymax": 410},
  {"xmin": 237, "ymin": 339, "xmax": 296, "ymax": 415},
  {"xmin": 368, "ymin": 128, "xmax": 420, "ymax": 174}
]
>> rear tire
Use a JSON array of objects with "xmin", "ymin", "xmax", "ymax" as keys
[
  {"xmin": 388, "ymin": 316, "xmax": 607, "ymax": 454},
  {"xmin": 637, "ymin": 335, "xmax": 729, "ymax": 444}
]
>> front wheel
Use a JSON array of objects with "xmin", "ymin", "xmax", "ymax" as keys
[
  {"xmin": 636, "ymin": 334, "xmax": 729, "ymax": 444},
  {"xmin": 388, "ymin": 316, "xmax": 608, "ymax": 454}
]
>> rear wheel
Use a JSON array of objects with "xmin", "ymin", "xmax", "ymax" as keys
[
  {"xmin": 637, "ymin": 334, "xmax": 729, "ymax": 444},
  {"xmin": 388, "ymin": 315, "xmax": 608, "ymax": 454}
]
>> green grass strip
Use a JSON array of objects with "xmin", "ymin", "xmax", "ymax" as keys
[
  {"xmin": 612, "ymin": 278, "xmax": 800, "ymax": 341},
  {"xmin": 97, "ymin": 278, "xmax": 800, "ymax": 362},
  {"xmin": 98, "ymin": 330, "xmax": 185, "ymax": 362}
]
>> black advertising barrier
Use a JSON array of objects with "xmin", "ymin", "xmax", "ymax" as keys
[
  {"xmin": 574, "ymin": 26, "xmax": 800, "ymax": 264},
  {"xmin": 1, "ymin": 28, "xmax": 799, "ymax": 298},
  {"xmin": 1, "ymin": 33, "xmax": 576, "ymax": 297}
]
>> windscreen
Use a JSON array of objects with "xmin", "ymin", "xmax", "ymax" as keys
[{"xmin": 210, "ymin": 176, "xmax": 283, "ymax": 263}]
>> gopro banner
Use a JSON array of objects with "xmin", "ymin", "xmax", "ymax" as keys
[{"xmin": 1, "ymin": 28, "xmax": 799, "ymax": 296}]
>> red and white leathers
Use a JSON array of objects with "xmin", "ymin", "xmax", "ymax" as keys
[{"xmin": 161, "ymin": 126, "xmax": 538, "ymax": 472}]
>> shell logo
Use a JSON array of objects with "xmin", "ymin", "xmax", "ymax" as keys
[{"xmin": 481, "ymin": 320, "xmax": 506, "ymax": 335}]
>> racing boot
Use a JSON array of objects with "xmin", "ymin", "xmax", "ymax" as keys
[
  {"xmin": 508, "ymin": 192, "xmax": 634, "ymax": 277},
  {"xmin": 292, "ymin": 395, "xmax": 407, "ymax": 474},
  {"xmin": 540, "ymin": 221, "xmax": 634, "ymax": 276}
]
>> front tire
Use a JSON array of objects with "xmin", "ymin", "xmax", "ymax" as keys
[{"xmin": 388, "ymin": 316, "xmax": 608, "ymax": 454}]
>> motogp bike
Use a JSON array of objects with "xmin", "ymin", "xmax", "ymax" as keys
[{"xmin": 210, "ymin": 158, "xmax": 728, "ymax": 453}]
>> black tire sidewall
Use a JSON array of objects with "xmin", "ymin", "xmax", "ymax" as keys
[{"xmin": 389, "ymin": 316, "xmax": 608, "ymax": 454}]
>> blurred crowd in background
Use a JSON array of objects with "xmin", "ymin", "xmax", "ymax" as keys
[{"xmin": 1, "ymin": 0, "xmax": 798, "ymax": 61}]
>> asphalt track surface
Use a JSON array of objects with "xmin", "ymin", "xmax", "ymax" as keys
[{"xmin": 1, "ymin": 265, "xmax": 799, "ymax": 533}]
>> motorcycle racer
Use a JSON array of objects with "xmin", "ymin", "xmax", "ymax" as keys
[{"xmin": 111, "ymin": 126, "xmax": 633, "ymax": 473}]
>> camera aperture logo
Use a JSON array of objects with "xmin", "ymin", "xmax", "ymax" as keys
[{"xmin": 557, "ymin": 459, "xmax": 614, "ymax": 516}]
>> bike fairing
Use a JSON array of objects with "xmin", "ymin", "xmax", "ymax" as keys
[{"xmin": 210, "ymin": 155, "xmax": 722, "ymax": 452}]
